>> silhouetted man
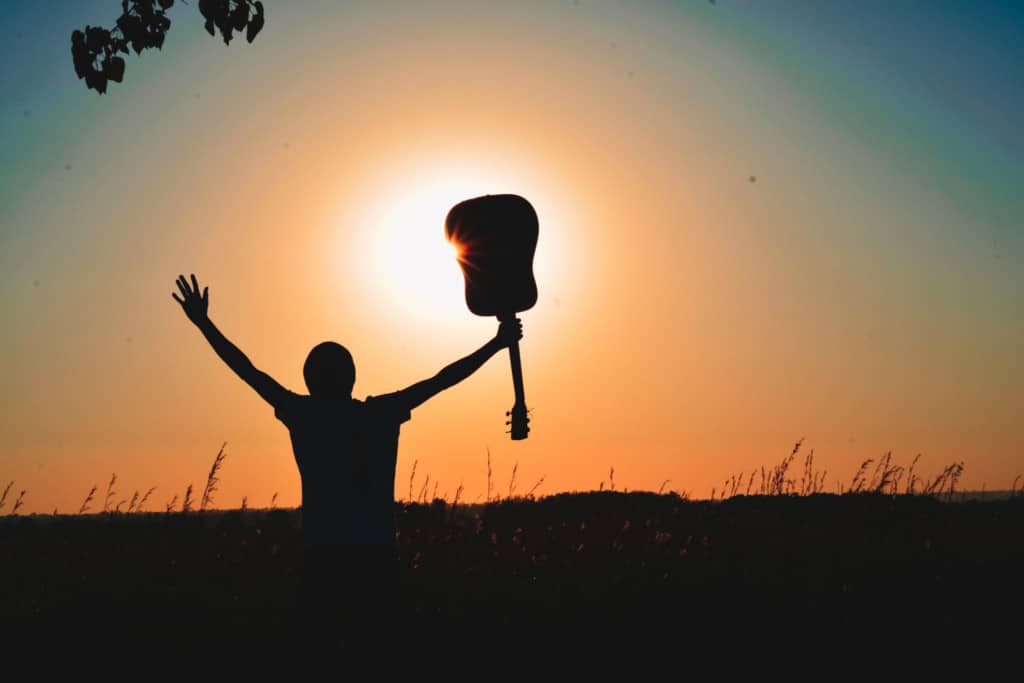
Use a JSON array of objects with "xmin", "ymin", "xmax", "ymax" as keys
[{"xmin": 172, "ymin": 273, "xmax": 522, "ymax": 643}]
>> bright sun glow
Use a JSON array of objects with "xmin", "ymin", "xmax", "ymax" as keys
[
  {"xmin": 340, "ymin": 156, "xmax": 575, "ymax": 333},
  {"xmin": 352, "ymin": 167, "xmax": 532, "ymax": 322}
]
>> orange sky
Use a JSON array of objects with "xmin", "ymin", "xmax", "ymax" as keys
[{"xmin": 2, "ymin": 1, "xmax": 1021, "ymax": 513}]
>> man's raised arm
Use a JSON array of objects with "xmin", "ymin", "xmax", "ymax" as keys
[
  {"xmin": 172, "ymin": 274, "xmax": 288, "ymax": 408},
  {"xmin": 394, "ymin": 318, "xmax": 523, "ymax": 413}
]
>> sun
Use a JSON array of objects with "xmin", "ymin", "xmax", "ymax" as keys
[
  {"xmin": 347, "ymin": 166, "xmax": 524, "ymax": 322},
  {"xmin": 340, "ymin": 157, "xmax": 572, "ymax": 330}
]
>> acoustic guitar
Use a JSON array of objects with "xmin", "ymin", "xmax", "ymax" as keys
[{"xmin": 445, "ymin": 194, "xmax": 538, "ymax": 439}]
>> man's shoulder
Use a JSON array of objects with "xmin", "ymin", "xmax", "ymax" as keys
[
  {"xmin": 276, "ymin": 389, "xmax": 310, "ymax": 407},
  {"xmin": 273, "ymin": 390, "xmax": 307, "ymax": 424},
  {"xmin": 362, "ymin": 391, "xmax": 396, "ymax": 404},
  {"xmin": 362, "ymin": 391, "xmax": 412, "ymax": 425},
  {"xmin": 363, "ymin": 391, "xmax": 404, "ymax": 410}
]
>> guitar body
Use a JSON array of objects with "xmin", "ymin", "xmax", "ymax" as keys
[
  {"xmin": 445, "ymin": 194, "xmax": 538, "ymax": 439},
  {"xmin": 445, "ymin": 194, "xmax": 538, "ymax": 317}
]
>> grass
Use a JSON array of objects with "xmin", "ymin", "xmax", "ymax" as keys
[
  {"xmin": 0, "ymin": 481, "xmax": 12, "ymax": 513},
  {"xmin": 708, "ymin": 441, "xmax": 973, "ymax": 503},
  {"xmin": 4, "ymin": 440, "xmax": 1022, "ymax": 518},
  {"xmin": 200, "ymin": 442, "xmax": 227, "ymax": 511},
  {"xmin": 103, "ymin": 473, "xmax": 117, "ymax": 512},
  {"xmin": 2, "ymin": 441, "xmax": 1022, "ymax": 650},
  {"xmin": 79, "ymin": 484, "xmax": 97, "ymax": 514},
  {"xmin": 4, "ymin": 482, "xmax": 1022, "ymax": 646}
]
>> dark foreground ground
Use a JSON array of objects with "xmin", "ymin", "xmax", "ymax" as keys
[{"xmin": 3, "ymin": 493, "xmax": 1022, "ymax": 652}]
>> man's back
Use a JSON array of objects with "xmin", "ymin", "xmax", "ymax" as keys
[{"xmin": 274, "ymin": 392, "xmax": 411, "ymax": 546}]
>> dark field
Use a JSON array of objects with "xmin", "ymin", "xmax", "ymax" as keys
[{"xmin": 3, "ymin": 493, "xmax": 1022, "ymax": 650}]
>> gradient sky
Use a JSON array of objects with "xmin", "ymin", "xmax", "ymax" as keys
[{"xmin": 1, "ymin": 1, "xmax": 1021, "ymax": 514}]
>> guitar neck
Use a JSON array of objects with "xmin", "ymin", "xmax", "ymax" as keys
[
  {"xmin": 499, "ymin": 313, "xmax": 529, "ymax": 440},
  {"xmin": 506, "ymin": 336, "xmax": 526, "ymax": 408},
  {"xmin": 499, "ymin": 313, "xmax": 526, "ymax": 408}
]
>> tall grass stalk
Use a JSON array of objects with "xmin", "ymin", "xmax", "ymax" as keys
[
  {"xmin": 200, "ymin": 442, "xmax": 228, "ymax": 511},
  {"xmin": 11, "ymin": 490, "xmax": 25, "ymax": 515},
  {"xmin": 508, "ymin": 461, "xmax": 519, "ymax": 499},
  {"xmin": 137, "ymin": 487, "xmax": 156, "ymax": 512},
  {"xmin": 0, "ymin": 481, "xmax": 12, "ymax": 513},
  {"xmin": 408, "ymin": 460, "xmax": 418, "ymax": 502},
  {"xmin": 103, "ymin": 473, "xmax": 117, "ymax": 513},
  {"xmin": 486, "ymin": 449, "xmax": 493, "ymax": 502},
  {"xmin": 79, "ymin": 485, "xmax": 98, "ymax": 514}
]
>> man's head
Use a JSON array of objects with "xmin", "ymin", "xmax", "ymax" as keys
[{"xmin": 303, "ymin": 342, "xmax": 355, "ymax": 399}]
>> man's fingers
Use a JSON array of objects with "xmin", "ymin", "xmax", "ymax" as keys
[
  {"xmin": 176, "ymin": 278, "xmax": 190, "ymax": 300},
  {"xmin": 497, "ymin": 321, "xmax": 523, "ymax": 344},
  {"xmin": 172, "ymin": 293, "xmax": 184, "ymax": 305},
  {"xmin": 202, "ymin": 286, "xmax": 209, "ymax": 304},
  {"xmin": 178, "ymin": 274, "xmax": 192, "ymax": 295},
  {"xmin": 190, "ymin": 274, "xmax": 200, "ymax": 296}
]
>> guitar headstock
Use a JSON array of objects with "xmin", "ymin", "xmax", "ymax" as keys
[{"xmin": 505, "ymin": 404, "xmax": 530, "ymax": 440}]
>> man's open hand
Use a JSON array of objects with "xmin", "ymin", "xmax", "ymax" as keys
[{"xmin": 172, "ymin": 273, "xmax": 209, "ymax": 326}]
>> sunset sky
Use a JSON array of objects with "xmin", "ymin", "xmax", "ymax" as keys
[{"xmin": 2, "ymin": 1, "xmax": 1021, "ymax": 514}]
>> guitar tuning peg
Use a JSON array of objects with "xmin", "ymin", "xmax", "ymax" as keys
[
  {"xmin": 505, "ymin": 420, "xmax": 511, "ymax": 426},
  {"xmin": 505, "ymin": 410, "xmax": 511, "ymax": 416}
]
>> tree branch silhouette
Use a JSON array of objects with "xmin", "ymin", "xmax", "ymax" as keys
[{"xmin": 71, "ymin": 0, "xmax": 265, "ymax": 94}]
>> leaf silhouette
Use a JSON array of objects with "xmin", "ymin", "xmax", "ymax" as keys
[
  {"xmin": 246, "ymin": 1, "xmax": 264, "ymax": 43},
  {"xmin": 85, "ymin": 69, "xmax": 108, "ymax": 94},
  {"xmin": 105, "ymin": 56, "xmax": 126, "ymax": 83},
  {"xmin": 230, "ymin": 3, "xmax": 249, "ymax": 32},
  {"xmin": 72, "ymin": 0, "xmax": 267, "ymax": 93},
  {"xmin": 85, "ymin": 26, "xmax": 109, "ymax": 52},
  {"xmin": 71, "ymin": 31, "xmax": 90, "ymax": 78}
]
